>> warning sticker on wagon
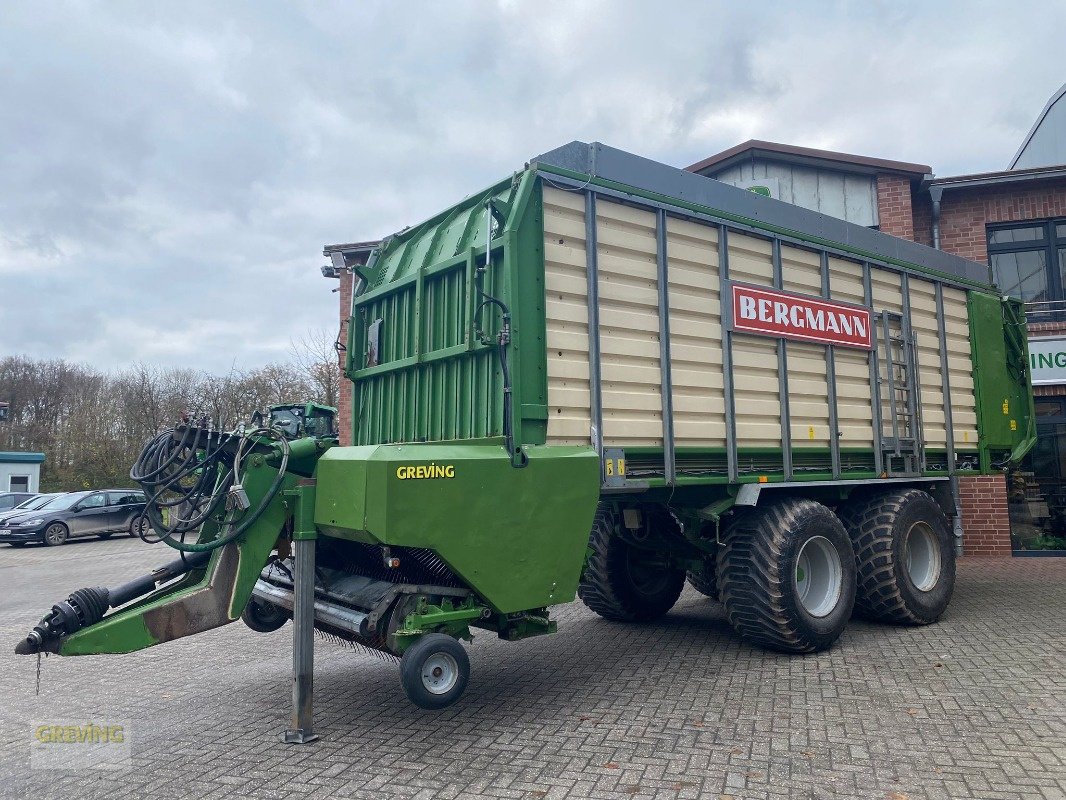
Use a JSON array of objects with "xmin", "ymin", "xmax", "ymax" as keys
[{"xmin": 730, "ymin": 283, "xmax": 872, "ymax": 350}]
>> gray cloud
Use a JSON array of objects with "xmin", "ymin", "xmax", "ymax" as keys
[{"xmin": 1, "ymin": 1, "xmax": 1063, "ymax": 372}]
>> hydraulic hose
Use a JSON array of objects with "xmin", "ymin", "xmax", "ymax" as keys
[{"xmin": 130, "ymin": 427, "xmax": 290, "ymax": 554}]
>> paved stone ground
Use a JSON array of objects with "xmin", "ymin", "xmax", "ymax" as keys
[{"xmin": 0, "ymin": 537, "xmax": 1063, "ymax": 800}]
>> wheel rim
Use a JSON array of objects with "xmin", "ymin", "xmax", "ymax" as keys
[
  {"xmin": 46, "ymin": 525, "xmax": 65, "ymax": 544},
  {"xmin": 795, "ymin": 535, "xmax": 842, "ymax": 618},
  {"xmin": 421, "ymin": 652, "xmax": 459, "ymax": 695},
  {"xmin": 904, "ymin": 521, "xmax": 942, "ymax": 592},
  {"xmin": 625, "ymin": 548, "xmax": 671, "ymax": 596},
  {"xmin": 136, "ymin": 518, "xmax": 149, "ymax": 535}
]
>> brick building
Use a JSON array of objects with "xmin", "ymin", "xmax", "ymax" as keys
[{"xmin": 688, "ymin": 82, "xmax": 1066, "ymax": 556}]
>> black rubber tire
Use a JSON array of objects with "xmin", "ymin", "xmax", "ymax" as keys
[
  {"xmin": 578, "ymin": 505, "xmax": 685, "ymax": 622},
  {"xmin": 43, "ymin": 523, "xmax": 68, "ymax": 547},
  {"xmin": 837, "ymin": 489, "xmax": 956, "ymax": 625},
  {"xmin": 241, "ymin": 598, "xmax": 289, "ymax": 633},
  {"xmin": 718, "ymin": 498, "xmax": 856, "ymax": 654},
  {"xmin": 399, "ymin": 633, "xmax": 470, "ymax": 710},
  {"xmin": 129, "ymin": 515, "xmax": 150, "ymax": 538},
  {"xmin": 97, "ymin": 532, "xmax": 114, "ymax": 540}
]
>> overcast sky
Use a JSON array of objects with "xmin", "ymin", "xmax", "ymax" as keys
[{"xmin": 1, "ymin": 1, "xmax": 1063, "ymax": 374}]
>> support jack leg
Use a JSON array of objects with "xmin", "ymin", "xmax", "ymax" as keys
[{"xmin": 284, "ymin": 482, "xmax": 319, "ymax": 744}]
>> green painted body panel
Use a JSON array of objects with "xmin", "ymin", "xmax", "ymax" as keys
[
  {"xmin": 315, "ymin": 444, "xmax": 600, "ymax": 613},
  {"xmin": 967, "ymin": 293, "xmax": 1037, "ymax": 467}
]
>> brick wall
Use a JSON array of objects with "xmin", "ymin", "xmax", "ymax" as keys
[
  {"xmin": 911, "ymin": 189, "xmax": 933, "ymax": 247},
  {"xmin": 875, "ymin": 174, "xmax": 915, "ymax": 239},
  {"xmin": 337, "ymin": 273, "xmax": 353, "ymax": 446},
  {"xmin": 957, "ymin": 475, "xmax": 1012, "ymax": 556},
  {"xmin": 936, "ymin": 179, "xmax": 1066, "ymax": 263}
]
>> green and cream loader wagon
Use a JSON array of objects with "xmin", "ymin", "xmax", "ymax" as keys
[{"xmin": 16, "ymin": 142, "xmax": 1034, "ymax": 742}]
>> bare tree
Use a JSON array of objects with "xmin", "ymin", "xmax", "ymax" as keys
[
  {"xmin": 0, "ymin": 354, "xmax": 339, "ymax": 492},
  {"xmin": 290, "ymin": 327, "xmax": 342, "ymax": 408}
]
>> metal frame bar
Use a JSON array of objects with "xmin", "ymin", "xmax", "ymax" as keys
[
  {"xmin": 655, "ymin": 209, "xmax": 676, "ymax": 484},
  {"xmin": 719, "ymin": 226, "xmax": 739, "ymax": 482},
  {"xmin": 821, "ymin": 251, "xmax": 842, "ymax": 479},
  {"xmin": 584, "ymin": 191, "xmax": 604, "ymax": 458},
  {"xmin": 772, "ymin": 239, "xmax": 792, "ymax": 480},
  {"xmin": 865, "ymin": 263, "xmax": 884, "ymax": 476},
  {"xmin": 936, "ymin": 283, "xmax": 957, "ymax": 474},
  {"xmin": 881, "ymin": 311, "xmax": 902, "ymax": 459},
  {"xmin": 900, "ymin": 273, "xmax": 924, "ymax": 471}
]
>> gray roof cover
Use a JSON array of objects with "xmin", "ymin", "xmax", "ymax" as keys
[
  {"xmin": 1009, "ymin": 82, "xmax": 1066, "ymax": 171},
  {"xmin": 531, "ymin": 141, "xmax": 989, "ymax": 286}
]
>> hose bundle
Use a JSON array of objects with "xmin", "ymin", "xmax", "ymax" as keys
[{"xmin": 130, "ymin": 426, "xmax": 290, "ymax": 553}]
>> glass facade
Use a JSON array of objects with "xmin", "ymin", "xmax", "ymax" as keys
[
  {"xmin": 989, "ymin": 218, "xmax": 1066, "ymax": 316},
  {"xmin": 1009, "ymin": 399, "xmax": 1066, "ymax": 552}
]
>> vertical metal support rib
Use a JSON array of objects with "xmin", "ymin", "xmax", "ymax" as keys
[
  {"xmin": 900, "ymin": 272, "xmax": 923, "ymax": 471},
  {"xmin": 719, "ymin": 226, "xmax": 738, "ymax": 483},
  {"xmin": 881, "ymin": 311, "xmax": 902, "ymax": 460},
  {"xmin": 773, "ymin": 239, "xmax": 792, "ymax": 480},
  {"xmin": 584, "ymin": 191, "xmax": 604, "ymax": 459},
  {"xmin": 656, "ymin": 209, "xmax": 676, "ymax": 484},
  {"xmin": 821, "ymin": 251, "xmax": 841, "ymax": 479},
  {"xmin": 936, "ymin": 283, "xmax": 956, "ymax": 474},
  {"xmin": 285, "ymin": 548, "xmax": 318, "ymax": 743},
  {"xmin": 865, "ymin": 263, "xmax": 884, "ymax": 475}
]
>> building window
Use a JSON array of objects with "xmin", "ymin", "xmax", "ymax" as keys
[
  {"xmin": 9, "ymin": 475, "xmax": 29, "ymax": 492},
  {"xmin": 988, "ymin": 219, "xmax": 1066, "ymax": 318},
  {"xmin": 1009, "ymin": 397, "xmax": 1066, "ymax": 553}
]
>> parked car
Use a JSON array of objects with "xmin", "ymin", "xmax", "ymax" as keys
[
  {"xmin": 0, "ymin": 492, "xmax": 62, "ymax": 525},
  {"xmin": 0, "ymin": 492, "xmax": 37, "ymax": 511},
  {"xmin": 0, "ymin": 489, "xmax": 149, "ymax": 547}
]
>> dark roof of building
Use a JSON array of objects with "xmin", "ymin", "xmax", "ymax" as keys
[
  {"xmin": 927, "ymin": 163, "xmax": 1066, "ymax": 194},
  {"xmin": 685, "ymin": 139, "xmax": 931, "ymax": 179},
  {"xmin": 0, "ymin": 452, "xmax": 45, "ymax": 464},
  {"xmin": 323, "ymin": 241, "xmax": 380, "ymax": 255}
]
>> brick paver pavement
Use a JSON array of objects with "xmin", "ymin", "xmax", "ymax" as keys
[{"xmin": 0, "ymin": 538, "xmax": 1063, "ymax": 800}]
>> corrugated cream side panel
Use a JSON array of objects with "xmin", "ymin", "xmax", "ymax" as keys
[
  {"xmin": 828, "ymin": 256, "xmax": 874, "ymax": 447},
  {"xmin": 909, "ymin": 278, "xmax": 948, "ymax": 447},
  {"xmin": 729, "ymin": 233, "xmax": 781, "ymax": 448},
  {"xmin": 596, "ymin": 199, "xmax": 663, "ymax": 446},
  {"xmin": 781, "ymin": 245, "xmax": 830, "ymax": 447},
  {"xmin": 729, "ymin": 232, "xmax": 774, "ymax": 286},
  {"xmin": 666, "ymin": 217, "xmax": 726, "ymax": 446},
  {"xmin": 542, "ymin": 188, "xmax": 592, "ymax": 445},
  {"xmin": 943, "ymin": 286, "xmax": 979, "ymax": 450}
]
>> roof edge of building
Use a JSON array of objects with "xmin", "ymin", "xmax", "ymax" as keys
[{"xmin": 686, "ymin": 139, "xmax": 931, "ymax": 178}]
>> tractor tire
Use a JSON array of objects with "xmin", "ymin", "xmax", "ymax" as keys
[
  {"xmin": 400, "ymin": 633, "xmax": 470, "ymax": 710},
  {"xmin": 686, "ymin": 553, "xmax": 719, "ymax": 600},
  {"xmin": 241, "ymin": 598, "xmax": 289, "ymax": 633},
  {"xmin": 837, "ymin": 489, "xmax": 955, "ymax": 625},
  {"xmin": 578, "ymin": 505, "xmax": 685, "ymax": 623},
  {"xmin": 718, "ymin": 498, "xmax": 856, "ymax": 654}
]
